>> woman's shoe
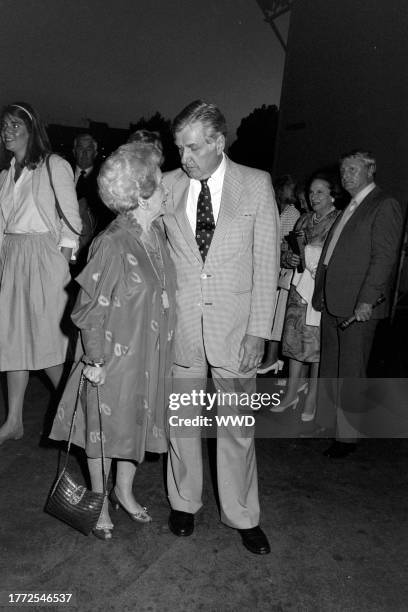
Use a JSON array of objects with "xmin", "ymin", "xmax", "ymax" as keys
[
  {"xmin": 297, "ymin": 382, "xmax": 309, "ymax": 395},
  {"xmin": 258, "ymin": 359, "xmax": 284, "ymax": 375},
  {"xmin": 109, "ymin": 488, "xmax": 152, "ymax": 523},
  {"xmin": 92, "ymin": 526, "xmax": 113, "ymax": 540},
  {"xmin": 269, "ymin": 395, "xmax": 299, "ymax": 413},
  {"xmin": 92, "ymin": 518, "xmax": 113, "ymax": 541}
]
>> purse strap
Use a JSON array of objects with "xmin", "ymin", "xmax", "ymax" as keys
[
  {"xmin": 61, "ymin": 373, "xmax": 107, "ymax": 495},
  {"xmin": 45, "ymin": 154, "xmax": 84, "ymax": 236}
]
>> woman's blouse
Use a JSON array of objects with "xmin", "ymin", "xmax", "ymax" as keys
[
  {"xmin": 296, "ymin": 209, "xmax": 340, "ymax": 246},
  {"xmin": 281, "ymin": 209, "xmax": 340, "ymax": 268},
  {"xmin": 1, "ymin": 158, "xmax": 49, "ymax": 233},
  {"xmin": 0, "ymin": 155, "xmax": 81, "ymax": 254}
]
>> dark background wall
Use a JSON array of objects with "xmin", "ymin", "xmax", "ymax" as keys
[{"xmin": 274, "ymin": 0, "xmax": 408, "ymax": 203}]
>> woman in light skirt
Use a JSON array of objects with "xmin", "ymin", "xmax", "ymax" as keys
[{"xmin": 0, "ymin": 102, "xmax": 81, "ymax": 445}]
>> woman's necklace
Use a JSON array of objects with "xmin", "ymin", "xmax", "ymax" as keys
[
  {"xmin": 140, "ymin": 227, "xmax": 169, "ymax": 311},
  {"xmin": 312, "ymin": 206, "xmax": 335, "ymax": 224}
]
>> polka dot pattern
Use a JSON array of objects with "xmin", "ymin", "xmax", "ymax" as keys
[{"xmin": 195, "ymin": 179, "xmax": 215, "ymax": 261}]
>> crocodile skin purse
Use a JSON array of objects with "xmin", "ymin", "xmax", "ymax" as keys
[{"xmin": 45, "ymin": 375, "xmax": 107, "ymax": 535}]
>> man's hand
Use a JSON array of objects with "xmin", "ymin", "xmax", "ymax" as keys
[
  {"xmin": 83, "ymin": 365, "xmax": 107, "ymax": 386},
  {"xmin": 238, "ymin": 334, "xmax": 265, "ymax": 373},
  {"xmin": 354, "ymin": 302, "xmax": 373, "ymax": 322}
]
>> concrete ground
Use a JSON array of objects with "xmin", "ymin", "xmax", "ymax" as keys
[{"xmin": 1, "ymin": 372, "xmax": 408, "ymax": 612}]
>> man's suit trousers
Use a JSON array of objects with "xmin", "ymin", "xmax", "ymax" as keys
[{"xmin": 167, "ymin": 349, "xmax": 260, "ymax": 529}]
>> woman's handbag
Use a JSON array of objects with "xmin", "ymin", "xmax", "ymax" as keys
[{"xmin": 45, "ymin": 374, "xmax": 107, "ymax": 535}]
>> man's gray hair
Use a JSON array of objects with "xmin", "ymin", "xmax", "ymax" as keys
[
  {"xmin": 73, "ymin": 133, "xmax": 98, "ymax": 150},
  {"xmin": 340, "ymin": 149, "xmax": 376, "ymax": 172},
  {"xmin": 172, "ymin": 100, "xmax": 227, "ymax": 140}
]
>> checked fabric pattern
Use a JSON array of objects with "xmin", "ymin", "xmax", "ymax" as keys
[
  {"xmin": 162, "ymin": 161, "xmax": 281, "ymax": 367},
  {"xmin": 195, "ymin": 179, "xmax": 215, "ymax": 261}
]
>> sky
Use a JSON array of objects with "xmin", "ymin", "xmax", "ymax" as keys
[{"xmin": 1, "ymin": 0, "xmax": 289, "ymax": 141}]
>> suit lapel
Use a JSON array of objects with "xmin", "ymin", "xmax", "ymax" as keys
[
  {"xmin": 344, "ymin": 186, "xmax": 380, "ymax": 228},
  {"xmin": 335, "ymin": 186, "xmax": 380, "ymax": 245},
  {"xmin": 208, "ymin": 159, "xmax": 242, "ymax": 256},
  {"xmin": 321, "ymin": 186, "xmax": 380, "ymax": 262},
  {"xmin": 172, "ymin": 171, "xmax": 202, "ymax": 262}
]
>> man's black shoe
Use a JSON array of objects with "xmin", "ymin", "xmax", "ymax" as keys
[
  {"xmin": 323, "ymin": 441, "xmax": 357, "ymax": 458},
  {"xmin": 168, "ymin": 510, "xmax": 194, "ymax": 537},
  {"xmin": 239, "ymin": 526, "xmax": 270, "ymax": 555}
]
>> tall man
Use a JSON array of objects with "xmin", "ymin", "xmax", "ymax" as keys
[
  {"xmin": 162, "ymin": 101, "xmax": 280, "ymax": 555},
  {"xmin": 313, "ymin": 150, "xmax": 403, "ymax": 458}
]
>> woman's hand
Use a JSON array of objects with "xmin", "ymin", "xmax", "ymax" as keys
[
  {"xmin": 83, "ymin": 365, "xmax": 107, "ymax": 386},
  {"xmin": 60, "ymin": 246, "xmax": 73, "ymax": 263},
  {"xmin": 285, "ymin": 252, "xmax": 301, "ymax": 268}
]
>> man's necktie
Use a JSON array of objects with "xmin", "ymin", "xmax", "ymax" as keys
[
  {"xmin": 76, "ymin": 170, "xmax": 87, "ymax": 198},
  {"xmin": 195, "ymin": 179, "xmax": 215, "ymax": 261},
  {"xmin": 324, "ymin": 199, "xmax": 357, "ymax": 265}
]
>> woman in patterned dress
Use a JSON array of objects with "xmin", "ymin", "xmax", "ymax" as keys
[
  {"xmin": 50, "ymin": 142, "xmax": 176, "ymax": 540},
  {"xmin": 270, "ymin": 172, "xmax": 341, "ymax": 421}
]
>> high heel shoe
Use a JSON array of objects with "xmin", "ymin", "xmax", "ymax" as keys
[
  {"xmin": 269, "ymin": 394, "xmax": 299, "ymax": 413},
  {"xmin": 109, "ymin": 488, "xmax": 152, "ymax": 523},
  {"xmin": 257, "ymin": 359, "xmax": 284, "ymax": 375},
  {"xmin": 92, "ymin": 519, "xmax": 113, "ymax": 541},
  {"xmin": 297, "ymin": 382, "xmax": 309, "ymax": 395}
]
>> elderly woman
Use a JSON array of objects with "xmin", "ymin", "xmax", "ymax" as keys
[
  {"xmin": 270, "ymin": 172, "xmax": 341, "ymax": 421},
  {"xmin": 127, "ymin": 128, "xmax": 164, "ymax": 166},
  {"xmin": 0, "ymin": 102, "xmax": 81, "ymax": 445},
  {"xmin": 50, "ymin": 142, "xmax": 176, "ymax": 540}
]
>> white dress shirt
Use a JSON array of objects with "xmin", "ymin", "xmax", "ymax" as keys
[
  {"xmin": 74, "ymin": 165, "xmax": 93, "ymax": 184},
  {"xmin": 186, "ymin": 154, "xmax": 226, "ymax": 233},
  {"xmin": 1, "ymin": 159, "xmax": 49, "ymax": 233}
]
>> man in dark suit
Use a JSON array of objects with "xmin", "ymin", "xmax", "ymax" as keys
[
  {"xmin": 73, "ymin": 133, "xmax": 114, "ymax": 236},
  {"xmin": 313, "ymin": 149, "xmax": 403, "ymax": 457}
]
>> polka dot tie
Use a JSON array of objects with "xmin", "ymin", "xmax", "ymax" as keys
[{"xmin": 195, "ymin": 179, "xmax": 215, "ymax": 261}]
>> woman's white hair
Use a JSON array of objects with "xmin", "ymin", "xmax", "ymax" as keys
[{"xmin": 97, "ymin": 143, "xmax": 161, "ymax": 214}]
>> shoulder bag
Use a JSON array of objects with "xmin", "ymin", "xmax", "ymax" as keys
[
  {"xmin": 45, "ymin": 154, "xmax": 84, "ymax": 236},
  {"xmin": 45, "ymin": 374, "xmax": 107, "ymax": 535}
]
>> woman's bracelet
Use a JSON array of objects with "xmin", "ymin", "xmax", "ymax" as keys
[{"xmin": 82, "ymin": 356, "xmax": 105, "ymax": 367}]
